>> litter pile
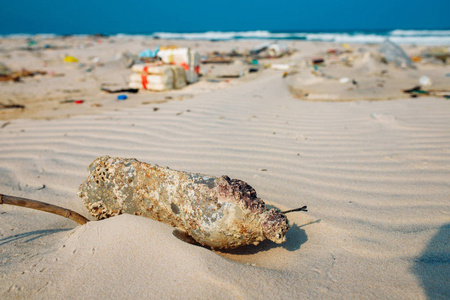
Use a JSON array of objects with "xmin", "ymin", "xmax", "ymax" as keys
[
  {"xmin": 157, "ymin": 48, "xmax": 200, "ymax": 84},
  {"xmin": 284, "ymin": 39, "xmax": 450, "ymax": 101},
  {"xmin": 129, "ymin": 64, "xmax": 187, "ymax": 91},
  {"xmin": 129, "ymin": 47, "xmax": 200, "ymax": 91},
  {"xmin": 249, "ymin": 43, "xmax": 290, "ymax": 58},
  {"xmin": 0, "ymin": 62, "xmax": 47, "ymax": 82}
]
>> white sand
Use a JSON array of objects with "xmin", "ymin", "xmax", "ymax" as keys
[{"xmin": 1, "ymin": 39, "xmax": 450, "ymax": 299}]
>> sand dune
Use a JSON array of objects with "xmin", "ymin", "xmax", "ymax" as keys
[{"xmin": 1, "ymin": 70, "xmax": 449, "ymax": 299}]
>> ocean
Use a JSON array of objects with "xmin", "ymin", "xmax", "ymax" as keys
[{"xmin": 3, "ymin": 29, "xmax": 450, "ymax": 45}]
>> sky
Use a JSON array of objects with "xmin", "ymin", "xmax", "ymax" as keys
[{"xmin": 1, "ymin": 0, "xmax": 449, "ymax": 34}]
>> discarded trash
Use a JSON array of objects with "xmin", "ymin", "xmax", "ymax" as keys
[
  {"xmin": 170, "ymin": 65, "xmax": 188, "ymax": 89},
  {"xmin": 157, "ymin": 48, "xmax": 200, "ymax": 83},
  {"xmin": 139, "ymin": 47, "xmax": 160, "ymax": 58},
  {"xmin": 339, "ymin": 77, "xmax": 350, "ymax": 84},
  {"xmin": 27, "ymin": 40, "xmax": 37, "ymax": 47},
  {"xmin": 421, "ymin": 47, "xmax": 450, "ymax": 64},
  {"xmin": 250, "ymin": 43, "xmax": 289, "ymax": 58},
  {"xmin": 63, "ymin": 56, "xmax": 79, "ymax": 63},
  {"xmin": 216, "ymin": 73, "xmax": 241, "ymax": 79},
  {"xmin": 101, "ymin": 87, "xmax": 139, "ymax": 93},
  {"xmin": 201, "ymin": 55, "xmax": 234, "ymax": 64},
  {"xmin": 120, "ymin": 52, "xmax": 142, "ymax": 68},
  {"xmin": 250, "ymin": 43, "xmax": 270, "ymax": 55},
  {"xmin": 0, "ymin": 62, "xmax": 11, "ymax": 76},
  {"xmin": 271, "ymin": 64, "xmax": 290, "ymax": 70},
  {"xmin": 342, "ymin": 43, "xmax": 353, "ymax": 52},
  {"xmin": 59, "ymin": 99, "xmax": 85, "ymax": 104},
  {"xmin": 268, "ymin": 43, "xmax": 288, "ymax": 58},
  {"xmin": 327, "ymin": 49, "xmax": 341, "ymax": 55},
  {"xmin": 129, "ymin": 64, "xmax": 186, "ymax": 91},
  {"xmin": 378, "ymin": 40, "xmax": 413, "ymax": 68},
  {"xmin": 411, "ymin": 56, "xmax": 422, "ymax": 62},
  {"xmin": 0, "ymin": 102, "xmax": 25, "ymax": 110},
  {"xmin": 60, "ymin": 99, "xmax": 74, "ymax": 104},
  {"xmin": 129, "ymin": 73, "xmax": 173, "ymax": 91},
  {"xmin": 78, "ymin": 156, "xmax": 307, "ymax": 249},
  {"xmin": 403, "ymin": 86, "xmax": 429, "ymax": 95},
  {"xmin": 402, "ymin": 86, "xmax": 450, "ymax": 99},
  {"xmin": 312, "ymin": 58, "xmax": 324, "ymax": 65},
  {"xmin": 419, "ymin": 75, "xmax": 432, "ymax": 86},
  {"xmin": 117, "ymin": 95, "xmax": 127, "ymax": 100},
  {"xmin": 0, "ymin": 69, "xmax": 47, "ymax": 82}
]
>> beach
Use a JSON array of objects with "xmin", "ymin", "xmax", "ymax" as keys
[{"xmin": 1, "ymin": 35, "xmax": 449, "ymax": 299}]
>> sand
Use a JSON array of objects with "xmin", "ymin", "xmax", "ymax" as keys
[{"xmin": 1, "ymin": 36, "xmax": 449, "ymax": 299}]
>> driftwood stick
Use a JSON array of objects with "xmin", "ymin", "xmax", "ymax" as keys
[
  {"xmin": 282, "ymin": 205, "xmax": 308, "ymax": 214},
  {"xmin": 0, "ymin": 193, "xmax": 89, "ymax": 225}
]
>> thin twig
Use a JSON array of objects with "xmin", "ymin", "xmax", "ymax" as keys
[
  {"xmin": 282, "ymin": 205, "xmax": 308, "ymax": 214},
  {"xmin": 0, "ymin": 193, "xmax": 89, "ymax": 225}
]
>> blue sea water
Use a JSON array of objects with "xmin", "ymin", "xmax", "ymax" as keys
[{"xmin": 3, "ymin": 30, "xmax": 450, "ymax": 45}]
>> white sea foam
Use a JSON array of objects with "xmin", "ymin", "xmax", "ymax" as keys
[
  {"xmin": 2, "ymin": 30, "xmax": 449, "ymax": 45},
  {"xmin": 151, "ymin": 30, "xmax": 450, "ymax": 45},
  {"xmin": 306, "ymin": 32, "xmax": 450, "ymax": 45},
  {"xmin": 153, "ymin": 31, "xmax": 272, "ymax": 40},
  {"xmin": 390, "ymin": 29, "xmax": 450, "ymax": 36}
]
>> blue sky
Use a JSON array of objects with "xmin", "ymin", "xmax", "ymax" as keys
[{"xmin": 1, "ymin": 0, "xmax": 449, "ymax": 34}]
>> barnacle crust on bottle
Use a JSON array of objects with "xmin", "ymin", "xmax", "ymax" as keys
[{"xmin": 78, "ymin": 156, "xmax": 290, "ymax": 249}]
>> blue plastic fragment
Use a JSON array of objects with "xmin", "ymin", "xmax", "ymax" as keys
[
  {"xmin": 138, "ymin": 46, "xmax": 160, "ymax": 58},
  {"xmin": 117, "ymin": 95, "xmax": 127, "ymax": 100}
]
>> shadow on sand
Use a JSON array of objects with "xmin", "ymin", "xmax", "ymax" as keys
[
  {"xmin": 0, "ymin": 228, "xmax": 72, "ymax": 246},
  {"xmin": 412, "ymin": 223, "xmax": 450, "ymax": 299},
  {"xmin": 173, "ymin": 219, "xmax": 320, "ymax": 255}
]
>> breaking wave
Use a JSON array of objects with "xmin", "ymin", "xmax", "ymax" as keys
[
  {"xmin": 151, "ymin": 30, "xmax": 450, "ymax": 45},
  {"xmin": 2, "ymin": 30, "xmax": 449, "ymax": 45}
]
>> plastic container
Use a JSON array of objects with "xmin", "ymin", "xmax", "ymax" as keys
[
  {"xmin": 419, "ymin": 75, "xmax": 432, "ymax": 86},
  {"xmin": 268, "ymin": 44, "xmax": 288, "ymax": 58},
  {"xmin": 271, "ymin": 64, "xmax": 290, "ymax": 70},
  {"xmin": 170, "ymin": 65, "xmax": 187, "ymax": 89},
  {"xmin": 157, "ymin": 48, "xmax": 189, "ymax": 64},
  {"xmin": 138, "ymin": 47, "xmax": 159, "ymax": 58},
  {"xmin": 157, "ymin": 48, "xmax": 200, "ymax": 83},
  {"xmin": 131, "ymin": 64, "xmax": 172, "ymax": 75},
  {"xmin": 129, "ymin": 65, "xmax": 175, "ymax": 91},
  {"xmin": 129, "ymin": 74, "xmax": 173, "ymax": 91},
  {"xmin": 378, "ymin": 40, "xmax": 413, "ymax": 68},
  {"xmin": 129, "ymin": 73, "xmax": 173, "ymax": 84},
  {"xmin": 128, "ymin": 81, "xmax": 172, "ymax": 91},
  {"xmin": 63, "ymin": 56, "xmax": 79, "ymax": 63}
]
